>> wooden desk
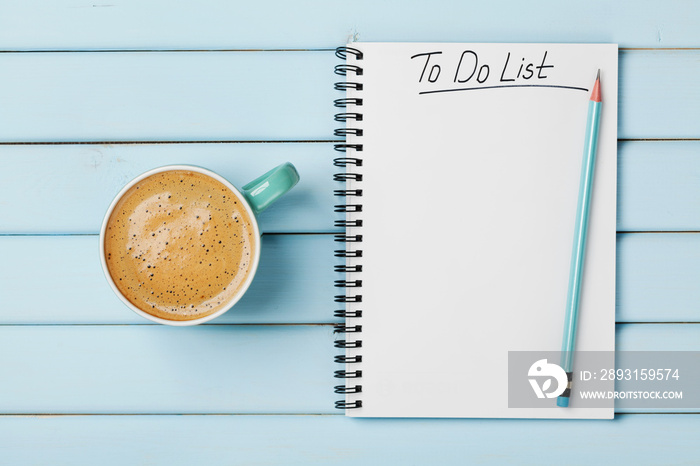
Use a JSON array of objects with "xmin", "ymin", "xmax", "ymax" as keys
[{"xmin": 1, "ymin": 1, "xmax": 698, "ymax": 463}]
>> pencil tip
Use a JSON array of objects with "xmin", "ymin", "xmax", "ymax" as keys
[{"xmin": 590, "ymin": 70, "xmax": 602, "ymax": 102}]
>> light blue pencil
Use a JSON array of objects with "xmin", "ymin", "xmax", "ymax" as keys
[{"xmin": 558, "ymin": 70, "xmax": 602, "ymax": 408}]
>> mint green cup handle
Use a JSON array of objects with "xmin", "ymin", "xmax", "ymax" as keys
[{"xmin": 242, "ymin": 162, "xmax": 300, "ymax": 214}]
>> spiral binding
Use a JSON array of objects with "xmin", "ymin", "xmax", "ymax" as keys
[{"xmin": 333, "ymin": 46, "xmax": 364, "ymax": 410}]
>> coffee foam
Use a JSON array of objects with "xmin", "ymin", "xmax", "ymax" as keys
[{"xmin": 104, "ymin": 170, "xmax": 256, "ymax": 321}]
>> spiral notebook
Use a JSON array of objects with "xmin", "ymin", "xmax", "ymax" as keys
[{"xmin": 332, "ymin": 43, "xmax": 618, "ymax": 419}]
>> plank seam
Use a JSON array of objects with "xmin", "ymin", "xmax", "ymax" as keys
[
  {"xmin": 0, "ymin": 49, "xmax": 336, "ymax": 53},
  {"xmin": 0, "ymin": 139, "xmax": 697, "ymax": 146},
  {"xmin": 618, "ymin": 138, "xmax": 700, "ymax": 142},
  {"xmin": 0, "ymin": 323, "xmax": 338, "ymax": 327},
  {"xmin": 0, "ymin": 322, "xmax": 696, "ymax": 327},
  {"xmin": 0, "ymin": 47, "xmax": 696, "ymax": 53},
  {"xmin": 0, "ymin": 232, "xmax": 340, "ymax": 237},
  {"xmin": 1, "ymin": 231, "xmax": 695, "ymax": 237},
  {"xmin": 616, "ymin": 231, "xmax": 700, "ymax": 234},
  {"xmin": 0, "ymin": 412, "xmax": 694, "ymax": 416},
  {"xmin": 0, "ymin": 140, "xmax": 339, "ymax": 146},
  {"xmin": 0, "ymin": 413, "xmax": 342, "ymax": 416}
]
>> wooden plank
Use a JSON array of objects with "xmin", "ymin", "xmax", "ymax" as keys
[
  {"xmin": 0, "ymin": 143, "xmax": 338, "ymax": 234},
  {"xmin": 1, "ymin": 414, "xmax": 697, "ymax": 465},
  {"xmin": 1, "ymin": 141, "xmax": 699, "ymax": 234},
  {"xmin": 618, "ymin": 141, "xmax": 700, "ymax": 232},
  {"xmin": 0, "ymin": 235, "xmax": 341, "ymax": 324},
  {"xmin": 1, "ymin": 0, "xmax": 699, "ymax": 50},
  {"xmin": 0, "ymin": 324, "xmax": 695, "ymax": 414},
  {"xmin": 617, "ymin": 233, "xmax": 700, "ymax": 322},
  {"xmin": 0, "ymin": 51, "xmax": 699, "ymax": 142},
  {"xmin": 0, "ymin": 325, "xmax": 337, "ymax": 414},
  {"xmin": 620, "ymin": 50, "xmax": 700, "ymax": 139},
  {"xmin": 1, "ymin": 233, "xmax": 699, "ymax": 324},
  {"xmin": 0, "ymin": 51, "xmax": 336, "ymax": 142},
  {"xmin": 616, "ymin": 322, "xmax": 700, "ymax": 352}
]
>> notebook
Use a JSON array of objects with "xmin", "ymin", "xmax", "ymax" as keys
[{"xmin": 331, "ymin": 43, "xmax": 618, "ymax": 419}]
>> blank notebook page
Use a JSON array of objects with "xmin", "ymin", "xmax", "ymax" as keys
[{"xmin": 339, "ymin": 43, "xmax": 618, "ymax": 418}]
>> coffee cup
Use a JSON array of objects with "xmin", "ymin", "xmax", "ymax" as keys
[{"xmin": 99, "ymin": 163, "xmax": 299, "ymax": 326}]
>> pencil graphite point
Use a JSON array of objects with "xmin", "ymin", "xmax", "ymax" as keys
[{"xmin": 590, "ymin": 70, "xmax": 602, "ymax": 102}]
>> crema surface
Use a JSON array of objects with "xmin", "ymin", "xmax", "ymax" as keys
[{"xmin": 104, "ymin": 170, "xmax": 256, "ymax": 321}]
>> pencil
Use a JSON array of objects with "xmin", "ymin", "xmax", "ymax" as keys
[{"xmin": 557, "ymin": 70, "xmax": 602, "ymax": 408}]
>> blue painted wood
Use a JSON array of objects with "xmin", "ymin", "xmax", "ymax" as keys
[
  {"xmin": 0, "ymin": 325, "xmax": 337, "ymax": 414},
  {"xmin": 1, "ymin": 233, "xmax": 698, "ymax": 324},
  {"xmin": 1, "ymin": 141, "xmax": 698, "ymax": 234},
  {"xmin": 0, "ymin": 2, "xmax": 697, "ymax": 462},
  {"xmin": 619, "ymin": 51, "xmax": 700, "ymax": 139},
  {"xmin": 617, "ymin": 323, "xmax": 700, "ymax": 352},
  {"xmin": 0, "ymin": 235, "xmax": 341, "ymax": 324},
  {"xmin": 1, "ymin": 0, "xmax": 699, "ymax": 50},
  {"xmin": 0, "ymin": 324, "xmax": 694, "ymax": 414},
  {"xmin": 617, "ymin": 141, "xmax": 700, "ymax": 232},
  {"xmin": 1, "ymin": 414, "xmax": 697, "ymax": 465},
  {"xmin": 1, "ymin": 51, "xmax": 700, "ymax": 142},
  {"xmin": 617, "ymin": 233, "xmax": 700, "ymax": 322},
  {"xmin": 0, "ymin": 51, "xmax": 336, "ymax": 142},
  {"xmin": 0, "ymin": 143, "xmax": 338, "ymax": 234}
]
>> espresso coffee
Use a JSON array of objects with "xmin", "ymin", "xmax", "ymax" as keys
[{"xmin": 104, "ymin": 170, "xmax": 256, "ymax": 321}]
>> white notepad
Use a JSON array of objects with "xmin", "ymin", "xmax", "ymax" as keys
[{"xmin": 333, "ymin": 43, "xmax": 617, "ymax": 418}]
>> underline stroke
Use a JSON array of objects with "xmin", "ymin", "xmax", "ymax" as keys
[{"xmin": 419, "ymin": 84, "xmax": 589, "ymax": 95}]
